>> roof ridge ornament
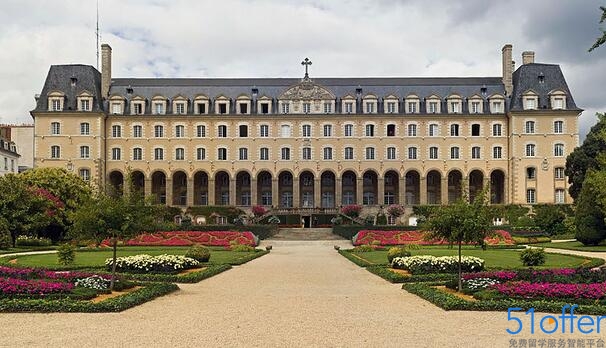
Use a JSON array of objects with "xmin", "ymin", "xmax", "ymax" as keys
[{"xmin": 301, "ymin": 57, "xmax": 312, "ymax": 80}]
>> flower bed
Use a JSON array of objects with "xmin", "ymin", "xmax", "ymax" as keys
[
  {"xmin": 0, "ymin": 266, "xmax": 111, "ymax": 282},
  {"xmin": 105, "ymin": 254, "xmax": 199, "ymax": 273},
  {"xmin": 492, "ymin": 281, "xmax": 606, "ymax": 300},
  {"xmin": 0, "ymin": 278, "xmax": 73, "ymax": 296},
  {"xmin": 391, "ymin": 255, "xmax": 485, "ymax": 274},
  {"xmin": 101, "ymin": 231, "xmax": 259, "ymax": 247},
  {"xmin": 352, "ymin": 230, "xmax": 514, "ymax": 246}
]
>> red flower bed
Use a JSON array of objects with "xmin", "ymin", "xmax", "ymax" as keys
[
  {"xmin": 352, "ymin": 230, "xmax": 514, "ymax": 246},
  {"xmin": 101, "ymin": 231, "xmax": 258, "ymax": 247}
]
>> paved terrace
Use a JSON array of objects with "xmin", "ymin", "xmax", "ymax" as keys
[{"xmin": 0, "ymin": 241, "xmax": 602, "ymax": 347}]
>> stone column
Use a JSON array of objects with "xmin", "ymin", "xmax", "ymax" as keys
[
  {"xmin": 293, "ymin": 177, "xmax": 300, "ymax": 208},
  {"xmin": 419, "ymin": 176, "xmax": 427, "ymax": 205},
  {"xmin": 186, "ymin": 177, "xmax": 194, "ymax": 207},
  {"xmin": 377, "ymin": 177, "xmax": 385, "ymax": 206},
  {"xmin": 165, "ymin": 178, "xmax": 173, "ymax": 206},
  {"xmin": 314, "ymin": 178, "xmax": 321, "ymax": 208},
  {"xmin": 144, "ymin": 178, "xmax": 152, "ymax": 198},
  {"xmin": 272, "ymin": 178, "xmax": 279, "ymax": 207},
  {"xmin": 208, "ymin": 179, "xmax": 215, "ymax": 205},
  {"xmin": 335, "ymin": 178, "xmax": 342, "ymax": 208},
  {"xmin": 464, "ymin": 176, "xmax": 470, "ymax": 202},
  {"xmin": 229, "ymin": 179, "xmax": 237, "ymax": 206},
  {"xmin": 399, "ymin": 176, "xmax": 406, "ymax": 205},
  {"xmin": 251, "ymin": 179, "xmax": 258, "ymax": 206},
  {"xmin": 441, "ymin": 177, "xmax": 449, "ymax": 205},
  {"xmin": 356, "ymin": 178, "xmax": 363, "ymax": 205}
]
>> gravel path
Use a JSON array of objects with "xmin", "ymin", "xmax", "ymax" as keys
[{"xmin": 0, "ymin": 241, "xmax": 600, "ymax": 347}]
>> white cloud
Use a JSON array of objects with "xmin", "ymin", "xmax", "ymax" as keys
[{"xmin": 0, "ymin": 0, "xmax": 603, "ymax": 139}]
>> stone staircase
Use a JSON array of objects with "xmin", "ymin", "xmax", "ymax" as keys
[{"xmin": 270, "ymin": 228, "xmax": 346, "ymax": 241}]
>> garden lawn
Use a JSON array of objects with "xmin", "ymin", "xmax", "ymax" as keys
[
  {"xmin": 5, "ymin": 246, "xmax": 261, "ymax": 269},
  {"xmin": 346, "ymin": 247, "xmax": 600, "ymax": 269},
  {"xmin": 534, "ymin": 241, "xmax": 606, "ymax": 252}
]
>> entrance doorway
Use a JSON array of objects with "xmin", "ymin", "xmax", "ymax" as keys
[{"xmin": 302, "ymin": 216, "xmax": 311, "ymax": 228}]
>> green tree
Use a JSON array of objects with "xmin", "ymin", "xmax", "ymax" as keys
[
  {"xmin": 575, "ymin": 169, "xmax": 606, "ymax": 245},
  {"xmin": 422, "ymin": 189, "xmax": 493, "ymax": 292},
  {"xmin": 533, "ymin": 204, "xmax": 573, "ymax": 235},
  {"xmin": 0, "ymin": 174, "xmax": 52, "ymax": 247},
  {"xmin": 589, "ymin": 6, "xmax": 606, "ymax": 52},
  {"xmin": 69, "ymin": 183, "xmax": 156, "ymax": 290},
  {"xmin": 565, "ymin": 113, "xmax": 606, "ymax": 200}
]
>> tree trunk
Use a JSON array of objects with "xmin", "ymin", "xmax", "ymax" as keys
[
  {"xmin": 458, "ymin": 241, "xmax": 463, "ymax": 292},
  {"xmin": 110, "ymin": 236, "xmax": 118, "ymax": 291}
]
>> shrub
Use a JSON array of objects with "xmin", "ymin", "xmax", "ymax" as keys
[
  {"xmin": 0, "ymin": 220, "xmax": 10, "ymax": 249},
  {"xmin": 75, "ymin": 275, "xmax": 111, "ymax": 290},
  {"xmin": 376, "ymin": 213, "xmax": 387, "ymax": 226},
  {"xmin": 387, "ymin": 247, "xmax": 411, "ymax": 263},
  {"xmin": 341, "ymin": 204, "xmax": 362, "ymax": 218},
  {"xmin": 251, "ymin": 205, "xmax": 268, "ymax": 217},
  {"xmin": 386, "ymin": 204, "xmax": 405, "ymax": 218},
  {"xmin": 105, "ymin": 254, "xmax": 199, "ymax": 273},
  {"xmin": 57, "ymin": 243, "xmax": 76, "ymax": 266},
  {"xmin": 511, "ymin": 236, "xmax": 551, "ymax": 244},
  {"xmin": 352, "ymin": 245, "xmax": 374, "ymax": 252},
  {"xmin": 229, "ymin": 240, "xmax": 255, "ymax": 252},
  {"xmin": 185, "ymin": 245, "xmax": 211, "ymax": 262},
  {"xmin": 15, "ymin": 236, "xmax": 52, "ymax": 247},
  {"xmin": 520, "ymin": 248, "xmax": 546, "ymax": 266},
  {"xmin": 391, "ymin": 255, "xmax": 485, "ymax": 274}
]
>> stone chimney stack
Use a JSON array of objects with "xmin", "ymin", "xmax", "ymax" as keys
[
  {"xmin": 101, "ymin": 44, "xmax": 112, "ymax": 98},
  {"xmin": 522, "ymin": 51, "xmax": 535, "ymax": 65},
  {"xmin": 502, "ymin": 44, "xmax": 513, "ymax": 96}
]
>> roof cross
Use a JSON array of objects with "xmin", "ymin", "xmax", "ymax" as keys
[{"xmin": 301, "ymin": 58, "xmax": 312, "ymax": 79}]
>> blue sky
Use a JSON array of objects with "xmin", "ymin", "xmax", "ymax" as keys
[{"xmin": 0, "ymin": 0, "xmax": 604, "ymax": 138}]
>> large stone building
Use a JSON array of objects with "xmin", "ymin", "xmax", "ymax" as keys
[
  {"xmin": 30, "ymin": 44, "xmax": 580, "ymax": 217},
  {"xmin": 0, "ymin": 124, "xmax": 34, "ymax": 172},
  {"xmin": 0, "ymin": 126, "xmax": 20, "ymax": 176}
]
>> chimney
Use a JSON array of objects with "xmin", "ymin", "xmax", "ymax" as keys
[
  {"xmin": 101, "ymin": 44, "xmax": 112, "ymax": 98},
  {"xmin": 502, "ymin": 44, "xmax": 513, "ymax": 96},
  {"xmin": 522, "ymin": 51, "xmax": 535, "ymax": 65}
]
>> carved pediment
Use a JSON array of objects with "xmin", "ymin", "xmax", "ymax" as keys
[{"xmin": 279, "ymin": 79, "xmax": 335, "ymax": 100}]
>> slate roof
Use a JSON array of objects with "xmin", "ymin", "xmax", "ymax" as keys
[
  {"xmin": 32, "ymin": 65, "xmax": 103, "ymax": 113},
  {"xmin": 510, "ymin": 63, "xmax": 581, "ymax": 112}
]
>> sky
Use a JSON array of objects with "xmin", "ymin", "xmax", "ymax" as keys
[{"xmin": 0, "ymin": 0, "xmax": 604, "ymax": 139}]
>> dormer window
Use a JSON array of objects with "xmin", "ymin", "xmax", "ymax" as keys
[
  {"xmin": 450, "ymin": 102, "xmax": 460, "ymax": 113},
  {"xmin": 153, "ymin": 102, "xmax": 165, "ymax": 115},
  {"xmin": 257, "ymin": 96, "xmax": 272, "ymax": 114},
  {"xmin": 526, "ymin": 98, "xmax": 537, "ymax": 110},
  {"xmin": 280, "ymin": 102, "xmax": 290, "ymax": 114},
  {"xmin": 109, "ymin": 96, "xmax": 124, "ymax": 115},
  {"xmin": 215, "ymin": 96, "xmax": 230, "ymax": 114},
  {"xmin": 48, "ymin": 92, "xmax": 64, "ymax": 112},
  {"xmin": 77, "ymin": 91, "xmax": 93, "ymax": 112},
  {"xmin": 523, "ymin": 91, "xmax": 539, "ymax": 110},
  {"xmin": 362, "ymin": 95, "xmax": 378, "ymax": 114},
  {"xmin": 549, "ymin": 90, "xmax": 567, "ymax": 110},
  {"xmin": 52, "ymin": 99, "xmax": 62, "ymax": 111},
  {"xmin": 405, "ymin": 95, "xmax": 420, "ymax": 114},
  {"xmin": 447, "ymin": 95, "xmax": 462, "ymax": 114},
  {"xmin": 133, "ymin": 103, "xmax": 143, "ymax": 115},
  {"xmin": 491, "ymin": 101, "xmax": 502, "ymax": 113},
  {"xmin": 130, "ymin": 96, "xmax": 146, "ymax": 115},
  {"xmin": 471, "ymin": 101, "xmax": 481, "ymax": 113},
  {"xmin": 236, "ymin": 96, "xmax": 251, "ymax": 115},
  {"xmin": 80, "ymin": 99, "xmax": 90, "ymax": 111},
  {"xmin": 341, "ymin": 96, "xmax": 356, "ymax": 114},
  {"xmin": 429, "ymin": 102, "xmax": 438, "ymax": 113},
  {"xmin": 175, "ymin": 103, "xmax": 185, "ymax": 114},
  {"xmin": 303, "ymin": 102, "xmax": 311, "ymax": 114},
  {"xmin": 323, "ymin": 102, "xmax": 332, "ymax": 113},
  {"xmin": 194, "ymin": 95, "xmax": 209, "ymax": 115},
  {"xmin": 426, "ymin": 95, "xmax": 441, "ymax": 114},
  {"xmin": 468, "ymin": 95, "xmax": 483, "ymax": 114}
]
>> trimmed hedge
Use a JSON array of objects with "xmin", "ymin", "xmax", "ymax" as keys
[
  {"xmin": 118, "ymin": 264, "xmax": 231, "ymax": 283},
  {"xmin": 333, "ymin": 225, "xmax": 417, "ymax": 240},
  {"xmin": 338, "ymin": 250, "xmax": 379, "ymax": 267},
  {"xmin": 366, "ymin": 266, "xmax": 455, "ymax": 284},
  {"xmin": 147, "ymin": 224, "xmax": 277, "ymax": 240},
  {"xmin": 402, "ymin": 282, "xmax": 606, "ymax": 315},
  {"xmin": 512, "ymin": 236, "xmax": 551, "ymax": 244},
  {"xmin": 0, "ymin": 282, "xmax": 178, "ymax": 313}
]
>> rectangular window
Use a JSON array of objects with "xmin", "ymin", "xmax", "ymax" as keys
[
  {"xmin": 132, "ymin": 125, "xmax": 142, "ymax": 138},
  {"xmin": 526, "ymin": 98, "xmax": 536, "ymax": 110},
  {"xmin": 323, "ymin": 147, "xmax": 333, "ymax": 160},
  {"xmin": 554, "ymin": 121, "xmax": 564, "ymax": 134},
  {"xmin": 554, "ymin": 98, "xmax": 564, "ymax": 109},
  {"xmin": 218, "ymin": 103, "xmax": 227, "ymax": 114},
  {"xmin": 471, "ymin": 102, "xmax": 480, "ymax": 113},
  {"xmin": 51, "ymin": 146, "xmax": 60, "ymax": 158},
  {"xmin": 387, "ymin": 147, "xmax": 396, "ymax": 160},
  {"xmin": 193, "ymin": 125, "xmax": 205, "ymax": 138},
  {"xmin": 344, "ymin": 147, "xmax": 354, "ymax": 160},
  {"xmin": 80, "ymin": 123, "xmax": 90, "ymax": 135},
  {"xmin": 323, "ymin": 125, "xmax": 332, "ymax": 137},
  {"xmin": 526, "ymin": 189, "xmax": 536, "ymax": 204},
  {"xmin": 154, "ymin": 148, "xmax": 164, "ymax": 160},
  {"xmin": 80, "ymin": 146, "xmax": 89, "ymax": 159},
  {"xmin": 493, "ymin": 146, "xmax": 502, "ymax": 159},
  {"xmin": 450, "ymin": 102, "xmax": 459, "ymax": 113},
  {"xmin": 175, "ymin": 148, "xmax": 185, "ymax": 160},
  {"xmin": 239, "ymin": 103, "xmax": 248, "ymax": 114},
  {"xmin": 218, "ymin": 148, "xmax": 227, "ymax": 160},
  {"xmin": 303, "ymin": 103, "xmax": 311, "ymax": 114},
  {"xmin": 365, "ymin": 102, "xmax": 374, "ymax": 113},
  {"xmin": 111, "ymin": 148, "xmax": 121, "ymax": 161},
  {"xmin": 154, "ymin": 125, "xmax": 164, "ymax": 138},
  {"xmin": 280, "ymin": 125, "xmax": 291, "ymax": 138},
  {"xmin": 260, "ymin": 148, "xmax": 269, "ymax": 160},
  {"xmin": 526, "ymin": 144, "xmax": 536, "ymax": 157},
  {"xmin": 324, "ymin": 103, "xmax": 332, "ymax": 113},
  {"xmin": 429, "ymin": 124, "xmax": 438, "ymax": 137},
  {"xmin": 260, "ymin": 125, "xmax": 269, "ymax": 137},
  {"xmin": 450, "ymin": 147, "xmax": 459, "ymax": 159},
  {"xmin": 52, "ymin": 99, "xmax": 61, "ymax": 111},
  {"xmin": 281, "ymin": 148, "xmax": 290, "ymax": 160},
  {"xmin": 79, "ymin": 169, "xmax": 90, "ymax": 181},
  {"xmin": 51, "ymin": 122, "xmax": 61, "ymax": 135},
  {"xmin": 344, "ymin": 124, "xmax": 353, "ymax": 137},
  {"xmin": 112, "ymin": 125, "xmax": 122, "ymax": 138},
  {"xmin": 472, "ymin": 147, "xmax": 481, "ymax": 159},
  {"xmin": 365, "ymin": 124, "xmax": 374, "ymax": 137},
  {"xmin": 365, "ymin": 147, "xmax": 375, "ymax": 160},
  {"xmin": 408, "ymin": 147, "xmax": 417, "ymax": 160},
  {"xmin": 176, "ymin": 103, "xmax": 185, "ymax": 114},
  {"xmin": 408, "ymin": 124, "xmax": 417, "ymax": 137},
  {"xmin": 525, "ymin": 121, "xmax": 535, "ymax": 134},
  {"xmin": 555, "ymin": 189, "xmax": 565, "ymax": 204},
  {"xmin": 260, "ymin": 103, "xmax": 269, "ymax": 114},
  {"xmin": 239, "ymin": 148, "xmax": 248, "ymax": 160},
  {"xmin": 239, "ymin": 125, "xmax": 248, "ymax": 138},
  {"xmin": 386, "ymin": 102, "xmax": 396, "ymax": 113},
  {"xmin": 429, "ymin": 147, "xmax": 438, "ymax": 159},
  {"xmin": 218, "ymin": 125, "xmax": 227, "ymax": 138},
  {"xmin": 345, "ymin": 102, "xmax": 353, "ymax": 113},
  {"xmin": 134, "ymin": 103, "xmax": 143, "ymax": 115},
  {"xmin": 408, "ymin": 102, "xmax": 417, "ymax": 113},
  {"xmin": 281, "ymin": 103, "xmax": 290, "ymax": 114},
  {"xmin": 112, "ymin": 103, "xmax": 122, "ymax": 114},
  {"xmin": 471, "ymin": 124, "xmax": 480, "ymax": 136},
  {"xmin": 302, "ymin": 125, "xmax": 311, "ymax": 138},
  {"xmin": 154, "ymin": 103, "xmax": 164, "ymax": 114},
  {"xmin": 555, "ymin": 167, "xmax": 565, "ymax": 180},
  {"xmin": 450, "ymin": 124, "xmax": 459, "ymax": 136},
  {"xmin": 175, "ymin": 125, "xmax": 185, "ymax": 138},
  {"xmin": 492, "ymin": 101, "xmax": 502, "ymax": 113},
  {"xmin": 133, "ymin": 148, "xmax": 142, "ymax": 161},
  {"xmin": 80, "ymin": 99, "xmax": 90, "ymax": 111},
  {"xmin": 196, "ymin": 148, "xmax": 206, "ymax": 160},
  {"xmin": 302, "ymin": 147, "xmax": 312, "ymax": 160},
  {"xmin": 492, "ymin": 124, "xmax": 502, "ymax": 136},
  {"xmin": 429, "ymin": 102, "xmax": 438, "ymax": 113},
  {"xmin": 197, "ymin": 103, "xmax": 207, "ymax": 114}
]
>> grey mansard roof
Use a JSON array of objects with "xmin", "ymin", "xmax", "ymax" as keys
[
  {"xmin": 510, "ymin": 63, "xmax": 581, "ymax": 112},
  {"xmin": 31, "ymin": 63, "xmax": 580, "ymax": 114},
  {"xmin": 33, "ymin": 65, "xmax": 103, "ymax": 113}
]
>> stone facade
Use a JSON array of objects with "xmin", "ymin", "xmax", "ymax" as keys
[{"xmin": 30, "ymin": 44, "xmax": 581, "ymax": 212}]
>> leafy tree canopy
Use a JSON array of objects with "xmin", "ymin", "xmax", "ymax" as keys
[
  {"xmin": 565, "ymin": 112, "xmax": 606, "ymax": 200},
  {"xmin": 589, "ymin": 6, "xmax": 606, "ymax": 52}
]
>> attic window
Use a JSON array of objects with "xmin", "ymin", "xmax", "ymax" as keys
[
  {"xmin": 480, "ymin": 86, "xmax": 487, "ymax": 96},
  {"xmin": 355, "ymin": 87, "xmax": 363, "ymax": 96},
  {"xmin": 126, "ymin": 86, "xmax": 134, "ymax": 94},
  {"xmin": 538, "ymin": 73, "xmax": 545, "ymax": 84},
  {"xmin": 70, "ymin": 77, "xmax": 77, "ymax": 87},
  {"xmin": 251, "ymin": 87, "xmax": 259, "ymax": 96}
]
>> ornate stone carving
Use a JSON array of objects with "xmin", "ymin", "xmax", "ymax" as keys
[{"xmin": 279, "ymin": 80, "xmax": 335, "ymax": 101}]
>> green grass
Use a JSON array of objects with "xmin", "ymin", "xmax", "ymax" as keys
[
  {"xmin": 534, "ymin": 241, "xmax": 606, "ymax": 252},
  {"xmin": 344, "ymin": 247, "xmax": 601, "ymax": 269},
  {"xmin": 7, "ymin": 246, "xmax": 263, "ymax": 268},
  {"xmin": 0, "ymin": 246, "xmax": 57, "ymax": 255}
]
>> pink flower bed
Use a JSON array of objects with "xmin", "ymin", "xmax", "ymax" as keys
[
  {"xmin": 492, "ymin": 281, "xmax": 606, "ymax": 300},
  {"xmin": 0, "ymin": 278, "xmax": 73, "ymax": 296},
  {"xmin": 101, "ymin": 231, "xmax": 258, "ymax": 247},
  {"xmin": 352, "ymin": 230, "xmax": 514, "ymax": 246},
  {"xmin": 0, "ymin": 266, "xmax": 111, "ymax": 282},
  {"xmin": 463, "ymin": 271, "xmax": 518, "ymax": 281}
]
